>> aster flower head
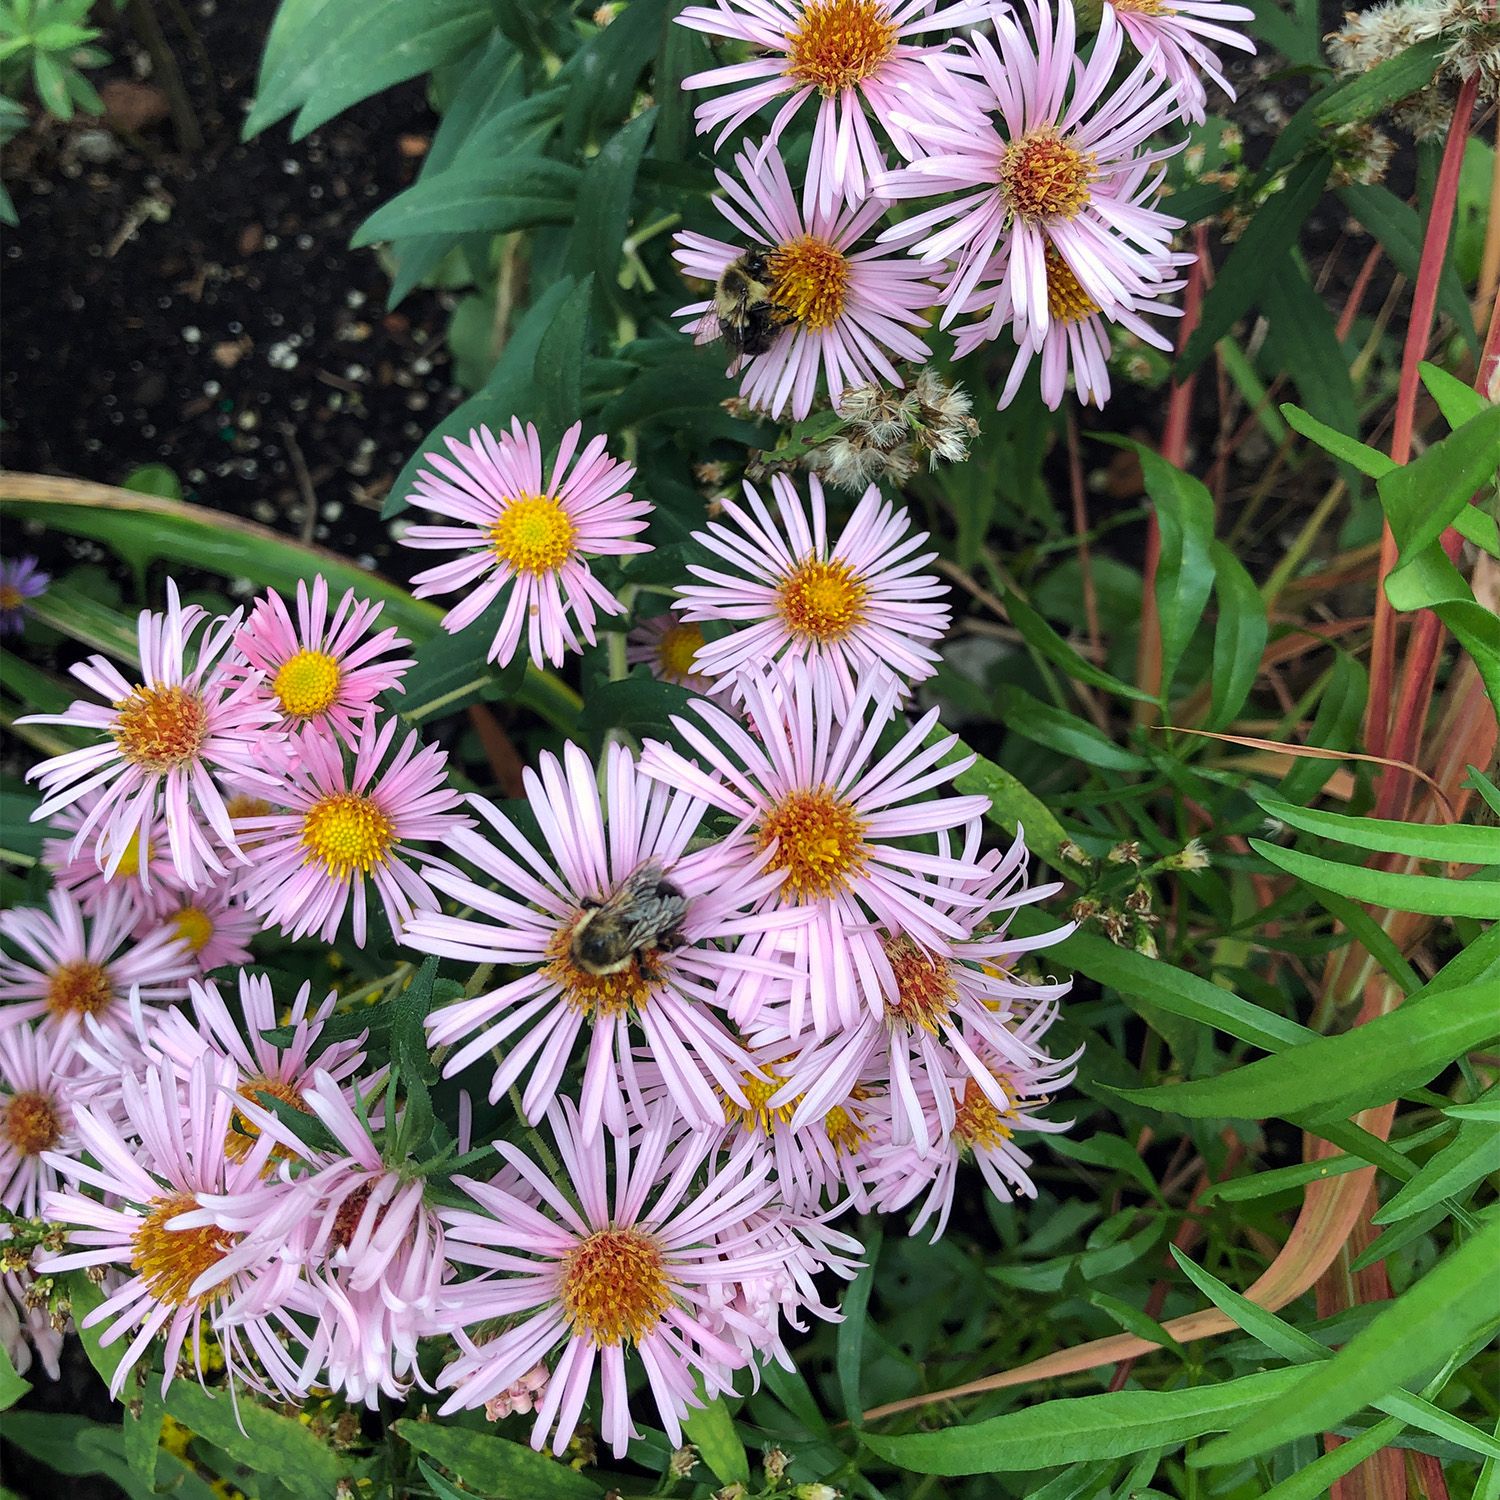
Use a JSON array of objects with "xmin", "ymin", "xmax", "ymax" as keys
[
  {"xmin": 0, "ymin": 1023, "xmax": 82, "ymax": 1217},
  {"xmin": 238, "ymin": 711, "xmax": 469, "ymax": 948},
  {"xmin": 0, "ymin": 1246, "xmax": 65, "ymax": 1381},
  {"xmin": 20, "ymin": 581, "xmax": 283, "ymax": 889},
  {"xmin": 42, "ymin": 789, "xmax": 182, "ymax": 917},
  {"xmin": 403, "ymin": 420, "xmax": 651, "ymax": 669},
  {"xmin": 0, "ymin": 889, "xmax": 193, "ymax": 1039},
  {"xmin": 675, "ymin": 472, "xmax": 950, "ymax": 699},
  {"xmin": 1104, "ymin": 0, "xmax": 1255, "ymax": 121},
  {"xmin": 674, "ymin": 145, "xmax": 935, "ymax": 419},
  {"xmin": 677, "ymin": 0, "xmax": 990, "ymax": 211},
  {"xmin": 232, "ymin": 576, "xmax": 414, "ymax": 744},
  {"xmin": 438, "ymin": 1102, "xmax": 785, "ymax": 1456},
  {"xmin": 878, "ymin": 1, "xmax": 1185, "ymax": 345},
  {"xmin": 0, "ymin": 555, "xmax": 48, "ymax": 635},
  {"xmin": 37, "ymin": 1053, "xmax": 312, "ymax": 1399},
  {"xmin": 626, "ymin": 614, "xmax": 716, "ymax": 695},
  {"xmin": 639, "ymin": 658, "xmax": 993, "ymax": 1038},
  {"xmin": 140, "ymin": 876, "xmax": 260, "ymax": 974},
  {"xmin": 404, "ymin": 741, "xmax": 795, "ymax": 1136}
]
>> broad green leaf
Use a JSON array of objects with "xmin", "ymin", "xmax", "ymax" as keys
[
  {"xmin": 66, "ymin": 1272, "xmax": 127, "ymax": 1390},
  {"xmin": 1280, "ymin": 403, "xmax": 1394, "ymax": 479},
  {"xmin": 1195, "ymin": 1213, "xmax": 1500, "ymax": 1465},
  {"xmin": 1208, "ymin": 540, "xmax": 1267, "ymax": 727},
  {"xmin": 1258, "ymin": 796, "xmax": 1500, "ymax": 865},
  {"xmin": 352, "ymin": 157, "xmax": 581, "ymax": 246},
  {"xmin": 996, "ymin": 685, "xmax": 1151, "ymax": 771},
  {"xmin": 0, "ymin": 1339, "xmax": 30, "ymax": 1411},
  {"xmin": 1135, "ymin": 445, "xmax": 1216, "ymax": 696},
  {"xmin": 682, "ymin": 1395, "xmax": 751, "ymax": 1486},
  {"xmin": 1314, "ymin": 35, "xmax": 1447, "ymax": 125},
  {"xmin": 1373, "ymin": 1114, "xmax": 1500, "ymax": 1223},
  {"xmin": 393, "ymin": 1417, "xmax": 602, "ymax": 1498},
  {"xmin": 1251, "ymin": 838, "xmax": 1500, "ymax": 918},
  {"xmin": 398, "ymin": 608, "xmax": 529, "ymax": 725},
  {"xmin": 838, "ymin": 1226, "xmax": 880, "ymax": 1424},
  {"xmin": 860, "ymin": 1366, "xmax": 1306, "ymax": 1474},
  {"xmin": 949, "ymin": 741, "xmax": 1078, "ymax": 873},
  {"xmin": 122, "ymin": 1384, "xmax": 164, "ymax": 1481},
  {"xmin": 568, "ymin": 106, "xmax": 656, "ymax": 313},
  {"xmin": 1121, "ymin": 978, "xmax": 1500, "ymax": 1123}
]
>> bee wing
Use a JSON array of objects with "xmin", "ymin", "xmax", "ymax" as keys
[{"xmin": 690, "ymin": 305, "xmax": 724, "ymax": 348}]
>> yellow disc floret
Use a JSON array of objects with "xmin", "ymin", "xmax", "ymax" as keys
[
  {"xmin": 272, "ymin": 649, "xmax": 342, "ymax": 718},
  {"xmin": 785, "ymin": 0, "xmax": 899, "ymax": 95},
  {"xmin": 1043, "ymin": 242, "xmax": 1102, "ymax": 324},
  {"xmin": 301, "ymin": 792, "xmax": 395, "ymax": 878},
  {"xmin": 2, "ymin": 1091, "xmax": 61, "ymax": 1156},
  {"xmin": 756, "ymin": 786, "xmax": 868, "ymax": 902},
  {"xmin": 560, "ymin": 1226, "xmax": 671, "ymax": 1346},
  {"xmin": 768, "ymin": 236, "xmax": 851, "ymax": 329},
  {"xmin": 656, "ymin": 622, "xmax": 706, "ymax": 683},
  {"xmin": 46, "ymin": 959, "xmax": 114, "ymax": 1020},
  {"xmin": 999, "ymin": 127, "xmax": 1096, "ymax": 222},
  {"xmin": 132, "ymin": 1193, "xmax": 233, "ymax": 1307},
  {"xmin": 489, "ymin": 495, "xmax": 577, "ymax": 574},
  {"xmin": 776, "ymin": 556, "xmax": 869, "ymax": 641}
]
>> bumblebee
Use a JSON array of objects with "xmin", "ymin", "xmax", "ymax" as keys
[
  {"xmin": 701, "ymin": 249, "xmax": 786, "ymax": 362},
  {"xmin": 569, "ymin": 861, "xmax": 688, "ymax": 977}
]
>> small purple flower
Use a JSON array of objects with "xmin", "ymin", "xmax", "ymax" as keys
[{"xmin": 0, "ymin": 557, "xmax": 49, "ymax": 636}]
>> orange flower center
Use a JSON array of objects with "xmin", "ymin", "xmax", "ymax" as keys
[
  {"xmin": 225, "ymin": 793, "xmax": 272, "ymax": 821},
  {"xmin": 756, "ymin": 786, "xmax": 868, "ymax": 902},
  {"xmin": 560, "ymin": 1226, "xmax": 671, "ymax": 1346},
  {"xmin": 768, "ymin": 236, "xmax": 851, "ymax": 330},
  {"xmin": 655, "ymin": 622, "xmax": 705, "ymax": 683},
  {"xmin": 0, "ymin": 584, "xmax": 23, "ymax": 611},
  {"xmin": 226, "ymin": 1075, "xmax": 308, "ymax": 1162},
  {"xmin": 784, "ymin": 0, "xmax": 899, "ymax": 95},
  {"xmin": 131, "ymin": 1193, "xmax": 233, "ymax": 1307},
  {"xmin": 999, "ymin": 127, "xmax": 1095, "ymax": 222},
  {"xmin": 882, "ymin": 935, "xmax": 957, "ymax": 1033},
  {"xmin": 302, "ymin": 791, "xmax": 395, "ymax": 878},
  {"xmin": 2, "ymin": 1091, "xmax": 60, "ymax": 1156},
  {"xmin": 776, "ymin": 557, "xmax": 868, "ymax": 641},
  {"xmin": 46, "ymin": 959, "xmax": 113, "ymax": 1019},
  {"xmin": 489, "ymin": 495, "xmax": 576, "ymax": 574},
  {"xmin": 112, "ymin": 685, "xmax": 209, "ymax": 771},
  {"xmin": 1044, "ymin": 242, "xmax": 1102, "ymax": 325}
]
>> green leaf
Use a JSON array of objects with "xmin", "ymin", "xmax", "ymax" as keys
[
  {"xmin": 568, "ymin": 105, "xmax": 656, "ymax": 312},
  {"xmin": 1120, "ymin": 978, "xmax": 1500, "ymax": 1123},
  {"xmin": 838, "ymin": 1225, "xmax": 880, "ymax": 1425},
  {"xmin": 682, "ymin": 1395, "xmax": 751, "ymax": 1486},
  {"xmin": 1258, "ymin": 796, "xmax": 1500, "ymax": 865},
  {"xmin": 949, "ymin": 741, "xmax": 1077, "ymax": 873},
  {"xmin": 121, "ymin": 463, "xmax": 183, "ymax": 499},
  {"xmin": 1315, "ymin": 34, "xmax": 1447, "ymax": 126},
  {"xmin": 861, "ymin": 1367, "xmax": 1307, "ymax": 1474},
  {"xmin": 1260, "ymin": 252, "xmax": 1357, "ymax": 452},
  {"xmin": 0, "ymin": 1338, "xmax": 31, "ymax": 1412},
  {"xmin": 1001, "ymin": 588, "xmax": 1156, "ymax": 704},
  {"xmin": 1279, "ymin": 652, "xmax": 1367, "ymax": 803},
  {"xmin": 1373, "ymin": 1113, "xmax": 1500, "ymax": 1223},
  {"xmin": 398, "ymin": 608, "xmax": 528, "ymax": 725},
  {"xmin": 1420, "ymin": 359, "xmax": 1490, "ymax": 429},
  {"xmin": 1208, "ymin": 540, "xmax": 1267, "ymax": 727},
  {"xmin": 66, "ymin": 1271, "xmax": 128, "ymax": 1391},
  {"xmin": 996, "ymin": 685, "xmax": 1151, "ymax": 771},
  {"xmin": 1255, "ymin": 1418, "xmax": 1406, "ymax": 1500},
  {"xmin": 1196, "ymin": 1152, "xmax": 1366, "ymax": 1203},
  {"xmin": 1195, "ymin": 1213, "xmax": 1500, "ymax": 1466},
  {"xmin": 393, "ymin": 1417, "xmax": 602, "ymax": 1498},
  {"xmin": 1135, "ymin": 445, "xmax": 1216, "ymax": 696},
  {"xmin": 1280, "ymin": 404, "xmax": 1395, "ymax": 479},
  {"xmin": 1251, "ymin": 838, "xmax": 1500, "ymax": 918},
  {"xmin": 1179, "ymin": 155, "xmax": 1331, "ymax": 375},
  {"xmin": 534, "ymin": 275, "xmax": 594, "ymax": 449},
  {"xmin": 352, "ymin": 157, "xmax": 581, "ymax": 245},
  {"xmin": 122, "ymin": 1384, "xmax": 164, "ymax": 1481}
]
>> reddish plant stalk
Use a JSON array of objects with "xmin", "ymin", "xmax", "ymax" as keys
[{"xmin": 1364, "ymin": 74, "xmax": 1480, "ymax": 760}]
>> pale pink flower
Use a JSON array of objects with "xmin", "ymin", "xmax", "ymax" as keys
[
  {"xmin": 639, "ymin": 659, "xmax": 991, "ymax": 1037},
  {"xmin": 238, "ymin": 713, "xmax": 468, "ymax": 948},
  {"xmin": 0, "ymin": 1024, "xmax": 82, "ymax": 1216},
  {"xmin": 677, "ymin": 0, "xmax": 989, "ymax": 211},
  {"xmin": 403, "ymin": 420, "xmax": 651, "ymax": 669},
  {"xmin": 139, "ymin": 877, "xmax": 260, "ymax": 974},
  {"xmin": 437, "ymin": 1102, "xmax": 785, "ymax": 1456},
  {"xmin": 878, "ymin": 1, "xmax": 1184, "ymax": 345},
  {"xmin": 232, "ymin": 576, "xmax": 413, "ymax": 744},
  {"xmin": 42, "ymin": 790, "xmax": 181, "ymax": 917},
  {"xmin": 675, "ymin": 473, "xmax": 949, "ymax": 698},
  {"xmin": 867, "ymin": 1011, "xmax": 1078, "ymax": 1239},
  {"xmin": 485, "ymin": 1361, "xmax": 551, "ymax": 1420},
  {"xmin": 20, "ymin": 581, "xmax": 283, "ymax": 889},
  {"xmin": 1106, "ymin": 0, "xmax": 1255, "ymax": 121},
  {"xmin": 0, "ymin": 889, "xmax": 193, "ymax": 1038},
  {"xmin": 404, "ymin": 742, "xmax": 792, "ymax": 1136},
  {"xmin": 0, "ymin": 1245, "xmax": 64, "ymax": 1380},
  {"xmin": 626, "ymin": 614, "xmax": 716, "ymax": 695},
  {"xmin": 37, "ymin": 1054, "xmax": 312, "ymax": 1398},
  {"xmin": 674, "ymin": 145, "xmax": 934, "ymax": 420}
]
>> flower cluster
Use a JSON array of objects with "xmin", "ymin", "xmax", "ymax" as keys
[{"xmin": 674, "ymin": 0, "xmax": 1252, "ymax": 410}]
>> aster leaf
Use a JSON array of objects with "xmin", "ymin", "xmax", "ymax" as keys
[
  {"xmin": 1250, "ymin": 838, "xmax": 1500, "ymax": 918},
  {"xmin": 1257, "ymin": 796, "xmax": 1500, "ymax": 865},
  {"xmin": 0, "ymin": 1339, "xmax": 30, "ymax": 1412},
  {"xmin": 1372, "ymin": 1110, "xmax": 1500, "ymax": 1224},
  {"xmin": 681, "ymin": 1392, "xmax": 751, "ymax": 1485},
  {"xmin": 393, "ymin": 1418, "xmax": 603, "ymax": 1498},
  {"xmin": 1207, "ymin": 541, "xmax": 1267, "ymax": 728}
]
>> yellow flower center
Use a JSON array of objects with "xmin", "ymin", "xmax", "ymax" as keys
[
  {"xmin": 489, "ymin": 494, "xmax": 576, "ymax": 574},
  {"xmin": 722, "ymin": 1061, "xmax": 799, "ymax": 1136},
  {"xmin": 756, "ymin": 786, "xmax": 868, "ymax": 902},
  {"xmin": 768, "ymin": 236, "xmax": 851, "ymax": 330},
  {"xmin": 882, "ymin": 935, "xmax": 957, "ymax": 1033},
  {"xmin": 170, "ymin": 905, "xmax": 215, "ymax": 954},
  {"xmin": 656, "ymin": 622, "xmax": 705, "ymax": 683},
  {"xmin": 2, "ymin": 1091, "xmax": 61, "ymax": 1156},
  {"xmin": 226, "ymin": 1075, "xmax": 308, "ymax": 1162},
  {"xmin": 824, "ymin": 1086, "xmax": 872, "ymax": 1155},
  {"xmin": 46, "ymin": 959, "xmax": 114, "ymax": 1019},
  {"xmin": 272, "ymin": 649, "xmax": 342, "ymax": 718},
  {"xmin": 784, "ymin": 0, "xmax": 899, "ymax": 95},
  {"xmin": 110, "ymin": 829, "xmax": 146, "ymax": 880},
  {"xmin": 544, "ymin": 917, "xmax": 659, "ymax": 1020},
  {"xmin": 999, "ymin": 127, "xmax": 1096, "ymax": 223},
  {"xmin": 1044, "ymin": 242, "xmax": 1102, "ymax": 325},
  {"xmin": 131, "ymin": 1193, "xmax": 234, "ymax": 1307},
  {"xmin": 0, "ymin": 584, "xmax": 23, "ymax": 611},
  {"xmin": 301, "ymin": 791, "xmax": 395, "ymax": 878},
  {"xmin": 560, "ymin": 1226, "xmax": 671, "ymax": 1346},
  {"xmin": 952, "ymin": 1076, "xmax": 1020, "ymax": 1151},
  {"xmin": 111, "ymin": 684, "xmax": 209, "ymax": 771},
  {"xmin": 776, "ymin": 556, "xmax": 868, "ymax": 641},
  {"xmin": 1114, "ymin": 0, "xmax": 1169, "ymax": 13},
  {"xmin": 225, "ymin": 794, "xmax": 272, "ymax": 821}
]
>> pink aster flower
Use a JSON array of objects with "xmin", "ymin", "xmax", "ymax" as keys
[
  {"xmin": 37, "ymin": 1054, "xmax": 312, "ymax": 1399},
  {"xmin": 0, "ymin": 1024, "xmax": 82, "ymax": 1217},
  {"xmin": 238, "ymin": 712, "xmax": 468, "ymax": 948},
  {"xmin": 1106, "ymin": 0, "xmax": 1255, "ymax": 121},
  {"xmin": 140, "ymin": 877, "xmax": 260, "ymax": 974},
  {"xmin": 674, "ymin": 145, "xmax": 935, "ymax": 420},
  {"xmin": 0, "ymin": 1245, "xmax": 64, "ymax": 1380},
  {"xmin": 404, "ymin": 741, "xmax": 792, "ymax": 1136},
  {"xmin": 877, "ymin": 1, "xmax": 1184, "ymax": 344},
  {"xmin": 208, "ymin": 1070, "xmax": 454, "ymax": 1407},
  {"xmin": 626, "ymin": 614, "xmax": 716, "ymax": 695},
  {"xmin": 42, "ymin": 789, "xmax": 181, "ymax": 917},
  {"xmin": 232, "ymin": 576, "xmax": 413, "ymax": 744},
  {"xmin": 0, "ymin": 889, "xmax": 193, "ymax": 1038},
  {"xmin": 0, "ymin": 555, "xmax": 49, "ymax": 635},
  {"xmin": 403, "ymin": 419, "xmax": 651, "ymax": 669},
  {"xmin": 640, "ymin": 659, "xmax": 992, "ymax": 1037},
  {"xmin": 867, "ymin": 1010, "xmax": 1078, "ymax": 1239},
  {"xmin": 437, "ymin": 1102, "xmax": 785, "ymax": 1456},
  {"xmin": 677, "ymin": 0, "xmax": 989, "ymax": 212},
  {"xmin": 675, "ymin": 473, "xmax": 949, "ymax": 698},
  {"xmin": 20, "ymin": 581, "xmax": 283, "ymax": 890}
]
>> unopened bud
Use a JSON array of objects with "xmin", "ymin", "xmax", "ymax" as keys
[
  {"xmin": 669, "ymin": 1444, "xmax": 698, "ymax": 1479},
  {"xmin": 794, "ymin": 1485, "xmax": 841, "ymax": 1500},
  {"xmin": 764, "ymin": 1446, "xmax": 791, "ymax": 1481},
  {"xmin": 714, "ymin": 1486, "xmax": 749, "ymax": 1500},
  {"xmin": 1133, "ymin": 927, "xmax": 1159, "ymax": 958},
  {"xmin": 1167, "ymin": 838, "xmax": 1210, "ymax": 871},
  {"xmin": 1056, "ymin": 839, "xmax": 1090, "ymax": 867}
]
